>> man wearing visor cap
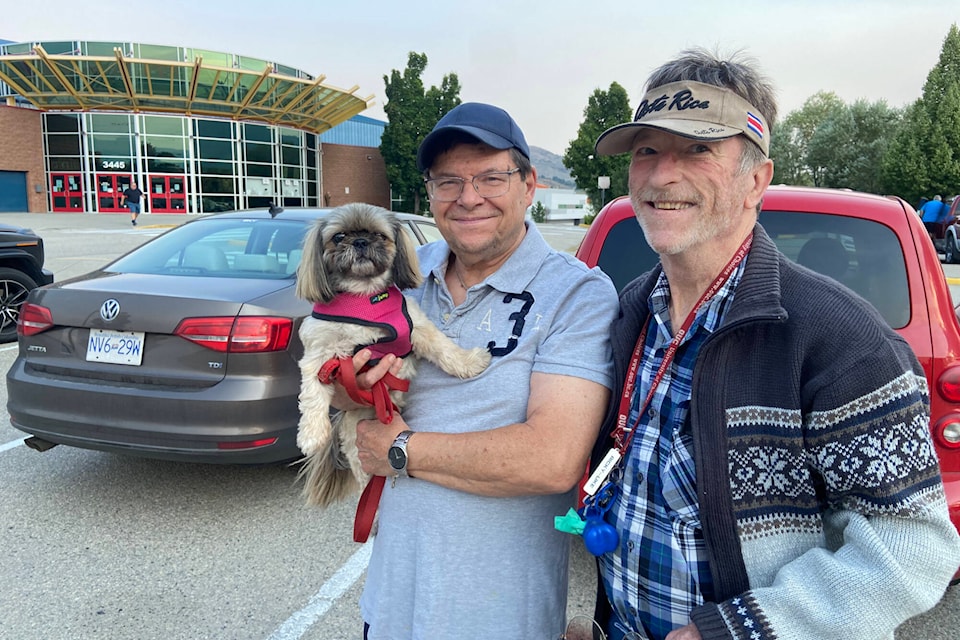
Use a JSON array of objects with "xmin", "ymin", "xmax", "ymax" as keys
[{"xmin": 587, "ymin": 48, "xmax": 959, "ymax": 640}]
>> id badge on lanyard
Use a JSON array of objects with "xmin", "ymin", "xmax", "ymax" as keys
[{"xmin": 555, "ymin": 233, "xmax": 753, "ymax": 556}]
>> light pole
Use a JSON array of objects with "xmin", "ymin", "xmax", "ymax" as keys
[{"xmin": 598, "ymin": 175, "xmax": 610, "ymax": 210}]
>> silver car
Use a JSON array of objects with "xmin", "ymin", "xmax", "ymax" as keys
[{"xmin": 6, "ymin": 207, "xmax": 441, "ymax": 464}]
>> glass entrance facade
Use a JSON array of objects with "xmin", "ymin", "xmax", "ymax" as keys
[{"xmin": 41, "ymin": 112, "xmax": 319, "ymax": 214}]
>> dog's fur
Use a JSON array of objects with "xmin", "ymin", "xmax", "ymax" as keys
[{"xmin": 295, "ymin": 203, "xmax": 490, "ymax": 507}]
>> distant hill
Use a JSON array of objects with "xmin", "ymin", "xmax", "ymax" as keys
[{"xmin": 530, "ymin": 146, "xmax": 576, "ymax": 189}]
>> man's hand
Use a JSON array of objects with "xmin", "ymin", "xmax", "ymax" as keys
[
  {"xmin": 356, "ymin": 413, "xmax": 410, "ymax": 477},
  {"xmin": 665, "ymin": 623, "xmax": 701, "ymax": 640},
  {"xmin": 329, "ymin": 349, "xmax": 403, "ymax": 411}
]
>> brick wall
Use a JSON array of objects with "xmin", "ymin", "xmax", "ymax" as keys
[
  {"xmin": 0, "ymin": 105, "xmax": 45, "ymax": 212},
  {"xmin": 320, "ymin": 144, "xmax": 390, "ymax": 209}
]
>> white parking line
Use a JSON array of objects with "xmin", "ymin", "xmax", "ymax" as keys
[
  {"xmin": 0, "ymin": 438, "xmax": 25, "ymax": 453},
  {"xmin": 266, "ymin": 540, "xmax": 373, "ymax": 640}
]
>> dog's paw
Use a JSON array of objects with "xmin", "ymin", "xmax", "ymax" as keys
[{"xmin": 456, "ymin": 346, "xmax": 492, "ymax": 378}]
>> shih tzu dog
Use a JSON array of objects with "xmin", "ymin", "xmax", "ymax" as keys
[{"xmin": 295, "ymin": 202, "xmax": 490, "ymax": 507}]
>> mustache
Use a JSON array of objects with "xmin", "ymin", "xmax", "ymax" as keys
[{"xmin": 631, "ymin": 189, "xmax": 702, "ymax": 206}]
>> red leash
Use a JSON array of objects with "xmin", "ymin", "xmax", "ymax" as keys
[{"xmin": 317, "ymin": 356, "xmax": 409, "ymax": 542}]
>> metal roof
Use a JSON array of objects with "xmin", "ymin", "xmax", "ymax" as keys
[
  {"xmin": 320, "ymin": 115, "xmax": 386, "ymax": 147},
  {"xmin": 0, "ymin": 45, "xmax": 374, "ymax": 134}
]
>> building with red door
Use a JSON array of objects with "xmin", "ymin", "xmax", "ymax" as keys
[{"xmin": 0, "ymin": 39, "xmax": 391, "ymax": 215}]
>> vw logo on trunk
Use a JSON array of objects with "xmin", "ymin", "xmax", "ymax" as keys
[{"xmin": 100, "ymin": 299, "xmax": 121, "ymax": 322}]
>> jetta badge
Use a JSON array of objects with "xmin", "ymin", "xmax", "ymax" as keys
[{"xmin": 100, "ymin": 299, "xmax": 121, "ymax": 322}]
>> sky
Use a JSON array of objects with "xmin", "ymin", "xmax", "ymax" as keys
[{"xmin": 2, "ymin": 0, "xmax": 957, "ymax": 155}]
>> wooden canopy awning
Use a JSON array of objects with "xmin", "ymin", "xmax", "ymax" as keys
[{"xmin": 0, "ymin": 45, "xmax": 374, "ymax": 133}]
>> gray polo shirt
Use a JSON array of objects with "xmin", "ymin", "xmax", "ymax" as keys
[{"xmin": 360, "ymin": 223, "xmax": 618, "ymax": 639}]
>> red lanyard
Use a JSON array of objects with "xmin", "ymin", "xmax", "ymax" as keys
[{"xmin": 612, "ymin": 233, "xmax": 753, "ymax": 454}]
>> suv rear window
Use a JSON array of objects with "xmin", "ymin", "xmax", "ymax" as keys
[
  {"xmin": 762, "ymin": 210, "xmax": 909, "ymax": 329},
  {"xmin": 595, "ymin": 211, "xmax": 910, "ymax": 329}
]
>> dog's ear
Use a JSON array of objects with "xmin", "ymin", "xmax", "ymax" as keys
[
  {"xmin": 391, "ymin": 219, "xmax": 423, "ymax": 291},
  {"xmin": 295, "ymin": 219, "xmax": 337, "ymax": 302}
]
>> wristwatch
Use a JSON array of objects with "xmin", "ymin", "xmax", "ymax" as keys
[{"xmin": 388, "ymin": 430, "xmax": 414, "ymax": 479}]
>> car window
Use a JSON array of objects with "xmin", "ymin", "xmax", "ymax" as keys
[
  {"xmin": 760, "ymin": 210, "xmax": 910, "ymax": 329},
  {"xmin": 413, "ymin": 221, "xmax": 444, "ymax": 244},
  {"xmin": 108, "ymin": 219, "xmax": 307, "ymax": 279},
  {"xmin": 595, "ymin": 218, "xmax": 660, "ymax": 292},
  {"xmin": 595, "ymin": 211, "xmax": 910, "ymax": 330}
]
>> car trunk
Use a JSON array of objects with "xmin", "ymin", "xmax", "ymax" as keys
[{"xmin": 20, "ymin": 271, "xmax": 294, "ymax": 388}]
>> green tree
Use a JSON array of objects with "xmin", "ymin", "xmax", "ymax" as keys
[
  {"xmin": 881, "ymin": 102, "xmax": 930, "ymax": 203},
  {"xmin": 807, "ymin": 99, "xmax": 902, "ymax": 194},
  {"xmin": 882, "ymin": 24, "xmax": 960, "ymax": 204},
  {"xmin": 768, "ymin": 120, "xmax": 807, "ymax": 186},
  {"xmin": 563, "ymin": 82, "xmax": 632, "ymax": 212},
  {"xmin": 380, "ymin": 52, "xmax": 461, "ymax": 214},
  {"xmin": 771, "ymin": 91, "xmax": 845, "ymax": 186},
  {"xmin": 530, "ymin": 201, "xmax": 547, "ymax": 223}
]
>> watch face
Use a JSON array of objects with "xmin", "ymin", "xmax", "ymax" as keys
[{"xmin": 388, "ymin": 446, "xmax": 405, "ymax": 470}]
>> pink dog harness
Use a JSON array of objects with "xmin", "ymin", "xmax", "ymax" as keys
[
  {"xmin": 310, "ymin": 285, "xmax": 414, "ymax": 362},
  {"xmin": 311, "ymin": 285, "xmax": 415, "ymax": 544}
]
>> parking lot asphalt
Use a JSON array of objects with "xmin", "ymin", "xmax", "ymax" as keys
[
  {"xmin": 2, "ymin": 209, "xmax": 957, "ymax": 639},
  {"xmin": 3, "ymin": 211, "xmax": 193, "ymax": 232}
]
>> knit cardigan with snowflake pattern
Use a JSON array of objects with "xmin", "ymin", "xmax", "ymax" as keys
[{"xmin": 591, "ymin": 224, "xmax": 960, "ymax": 640}]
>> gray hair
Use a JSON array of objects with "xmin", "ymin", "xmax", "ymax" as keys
[{"xmin": 645, "ymin": 47, "xmax": 777, "ymax": 171}]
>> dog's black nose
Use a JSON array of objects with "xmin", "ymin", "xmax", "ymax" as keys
[{"xmin": 352, "ymin": 238, "xmax": 369, "ymax": 250}]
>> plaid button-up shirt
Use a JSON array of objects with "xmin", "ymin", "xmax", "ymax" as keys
[{"xmin": 600, "ymin": 259, "xmax": 745, "ymax": 640}]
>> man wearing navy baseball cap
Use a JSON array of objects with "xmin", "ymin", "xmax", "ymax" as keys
[{"xmin": 350, "ymin": 101, "xmax": 619, "ymax": 638}]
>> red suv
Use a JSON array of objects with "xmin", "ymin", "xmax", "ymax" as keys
[{"xmin": 576, "ymin": 185, "xmax": 960, "ymax": 571}]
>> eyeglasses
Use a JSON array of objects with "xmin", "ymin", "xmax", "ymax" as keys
[
  {"xmin": 424, "ymin": 168, "xmax": 521, "ymax": 202},
  {"xmin": 558, "ymin": 615, "xmax": 647, "ymax": 640}
]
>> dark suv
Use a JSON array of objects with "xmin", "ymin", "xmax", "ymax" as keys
[
  {"xmin": 0, "ymin": 222, "xmax": 54, "ymax": 343},
  {"xmin": 938, "ymin": 197, "xmax": 960, "ymax": 263},
  {"xmin": 576, "ymin": 185, "xmax": 960, "ymax": 576}
]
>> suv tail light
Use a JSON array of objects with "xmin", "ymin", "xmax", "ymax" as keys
[
  {"xmin": 174, "ymin": 316, "xmax": 293, "ymax": 353},
  {"xmin": 18, "ymin": 303, "xmax": 54, "ymax": 336},
  {"xmin": 938, "ymin": 364, "xmax": 960, "ymax": 403},
  {"xmin": 938, "ymin": 420, "xmax": 960, "ymax": 449},
  {"xmin": 934, "ymin": 365, "xmax": 960, "ymax": 449}
]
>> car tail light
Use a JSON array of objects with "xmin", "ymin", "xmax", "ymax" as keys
[
  {"xmin": 939, "ymin": 364, "xmax": 960, "ymax": 403},
  {"xmin": 936, "ymin": 418, "xmax": 960, "ymax": 449},
  {"xmin": 17, "ymin": 303, "xmax": 54, "ymax": 336},
  {"xmin": 217, "ymin": 437, "xmax": 279, "ymax": 450},
  {"xmin": 174, "ymin": 316, "xmax": 293, "ymax": 353}
]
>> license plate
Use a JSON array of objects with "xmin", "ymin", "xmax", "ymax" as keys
[{"xmin": 86, "ymin": 329, "xmax": 145, "ymax": 365}]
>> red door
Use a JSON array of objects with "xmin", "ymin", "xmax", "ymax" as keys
[
  {"xmin": 95, "ymin": 174, "xmax": 131, "ymax": 213},
  {"xmin": 148, "ymin": 175, "xmax": 187, "ymax": 213},
  {"xmin": 50, "ymin": 173, "xmax": 84, "ymax": 212}
]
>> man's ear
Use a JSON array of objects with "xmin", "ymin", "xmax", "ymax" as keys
[
  {"xmin": 522, "ymin": 166, "xmax": 539, "ymax": 208},
  {"xmin": 745, "ymin": 159, "xmax": 774, "ymax": 211}
]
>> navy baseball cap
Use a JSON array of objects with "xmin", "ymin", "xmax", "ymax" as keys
[{"xmin": 416, "ymin": 102, "xmax": 530, "ymax": 171}]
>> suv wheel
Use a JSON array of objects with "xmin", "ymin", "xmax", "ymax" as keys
[
  {"xmin": 0, "ymin": 267, "xmax": 38, "ymax": 343},
  {"xmin": 947, "ymin": 237, "xmax": 959, "ymax": 264}
]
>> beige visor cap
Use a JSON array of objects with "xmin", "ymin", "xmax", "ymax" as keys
[{"xmin": 595, "ymin": 81, "xmax": 769, "ymax": 157}]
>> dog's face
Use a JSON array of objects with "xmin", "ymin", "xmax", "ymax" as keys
[
  {"xmin": 296, "ymin": 203, "xmax": 423, "ymax": 303},
  {"xmin": 322, "ymin": 205, "xmax": 397, "ymax": 288}
]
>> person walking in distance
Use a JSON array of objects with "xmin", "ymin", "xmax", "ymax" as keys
[{"xmin": 122, "ymin": 181, "xmax": 144, "ymax": 226}]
